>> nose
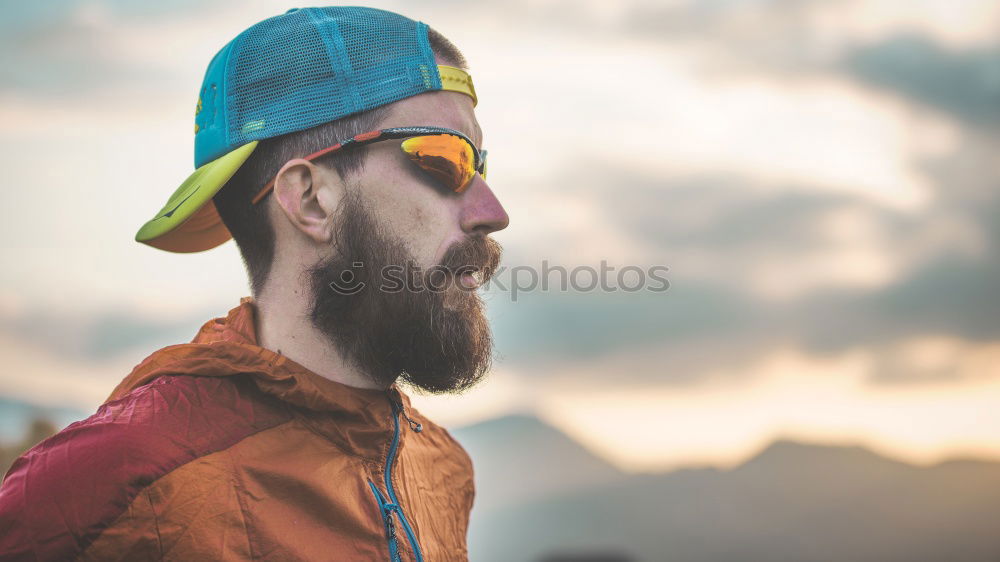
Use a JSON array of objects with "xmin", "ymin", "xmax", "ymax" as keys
[{"xmin": 459, "ymin": 176, "xmax": 509, "ymax": 235}]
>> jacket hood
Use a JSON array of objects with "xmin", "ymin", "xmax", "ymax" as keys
[{"xmin": 107, "ymin": 297, "xmax": 414, "ymax": 441}]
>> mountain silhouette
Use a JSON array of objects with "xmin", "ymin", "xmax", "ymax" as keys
[
  {"xmin": 450, "ymin": 414, "xmax": 626, "ymax": 512},
  {"xmin": 454, "ymin": 417, "xmax": 1000, "ymax": 562}
]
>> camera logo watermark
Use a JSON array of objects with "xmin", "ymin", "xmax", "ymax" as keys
[{"xmin": 328, "ymin": 260, "xmax": 669, "ymax": 301}]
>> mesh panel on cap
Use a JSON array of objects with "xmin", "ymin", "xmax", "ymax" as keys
[{"xmin": 225, "ymin": 7, "xmax": 437, "ymax": 148}]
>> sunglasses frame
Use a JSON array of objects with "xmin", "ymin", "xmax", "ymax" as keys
[{"xmin": 250, "ymin": 126, "xmax": 487, "ymax": 205}]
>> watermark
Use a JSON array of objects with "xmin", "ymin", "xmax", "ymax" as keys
[{"xmin": 328, "ymin": 260, "xmax": 670, "ymax": 302}]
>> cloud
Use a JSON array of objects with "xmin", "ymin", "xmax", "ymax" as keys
[
  {"xmin": 0, "ymin": 330, "xmax": 140, "ymax": 411},
  {"xmin": 618, "ymin": 0, "xmax": 1000, "ymax": 57},
  {"xmin": 0, "ymin": 304, "xmax": 207, "ymax": 362},
  {"xmin": 487, "ymin": 251, "xmax": 1000, "ymax": 386},
  {"xmin": 3, "ymin": 0, "xmax": 998, "ymax": 400},
  {"xmin": 487, "ymin": 285, "xmax": 761, "ymax": 381},
  {"xmin": 535, "ymin": 343, "xmax": 1000, "ymax": 470},
  {"xmin": 844, "ymin": 34, "xmax": 1000, "ymax": 128},
  {"xmin": 486, "ymin": 123, "xmax": 1000, "ymax": 385},
  {"xmin": 0, "ymin": 0, "xmax": 213, "ymax": 97}
]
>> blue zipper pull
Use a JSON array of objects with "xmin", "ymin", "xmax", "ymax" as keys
[
  {"xmin": 385, "ymin": 505, "xmax": 399, "ymax": 543},
  {"xmin": 369, "ymin": 480, "xmax": 402, "ymax": 562}
]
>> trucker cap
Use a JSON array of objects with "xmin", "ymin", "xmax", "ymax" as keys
[{"xmin": 135, "ymin": 6, "xmax": 479, "ymax": 253}]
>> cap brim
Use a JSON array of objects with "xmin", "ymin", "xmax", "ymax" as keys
[{"xmin": 135, "ymin": 141, "xmax": 258, "ymax": 253}]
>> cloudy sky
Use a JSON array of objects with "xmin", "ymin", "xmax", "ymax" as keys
[{"xmin": 1, "ymin": 0, "xmax": 999, "ymax": 471}]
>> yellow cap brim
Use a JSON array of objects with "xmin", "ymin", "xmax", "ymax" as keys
[{"xmin": 135, "ymin": 141, "xmax": 258, "ymax": 253}]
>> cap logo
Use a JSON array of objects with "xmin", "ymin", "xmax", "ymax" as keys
[{"xmin": 195, "ymin": 84, "xmax": 217, "ymax": 135}]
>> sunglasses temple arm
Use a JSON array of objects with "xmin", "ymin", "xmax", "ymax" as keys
[
  {"xmin": 250, "ymin": 142, "xmax": 356, "ymax": 205},
  {"xmin": 250, "ymin": 178, "xmax": 276, "ymax": 205}
]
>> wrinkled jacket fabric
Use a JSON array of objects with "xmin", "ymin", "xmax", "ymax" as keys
[{"xmin": 0, "ymin": 297, "xmax": 475, "ymax": 561}]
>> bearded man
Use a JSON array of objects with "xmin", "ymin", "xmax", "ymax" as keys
[{"xmin": 0, "ymin": 7, "xmax": 508, "ymax": 561}]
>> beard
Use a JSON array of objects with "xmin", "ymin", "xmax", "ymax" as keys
[{"xmin": 307, "ymin": 190, "xmax": 503, "ymax": 393}]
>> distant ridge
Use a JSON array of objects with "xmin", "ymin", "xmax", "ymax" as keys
[
  {"xmin": 0, "ymin": 396, "xmax": 86, "ymax": 442},
  {"xmin": 455, "ymin": 414, "xmax": 1000, "ymax": 562},
  {"xmin": 451, "ymin": 414, "xmax": 626, "ymax": 511}
]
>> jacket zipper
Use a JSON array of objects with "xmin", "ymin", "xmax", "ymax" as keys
[
  {"xmin": 369, "ymin": 390, "xmax": 424, "ymax": 562},
  {"xmin": 368, "ymin": 480, "xmax": 402, "ymax": 562}
]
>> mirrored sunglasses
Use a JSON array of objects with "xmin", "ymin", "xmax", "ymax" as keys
[{"xmin": 251, "ymin": 126, "xmax": 487, "ymax": 205}]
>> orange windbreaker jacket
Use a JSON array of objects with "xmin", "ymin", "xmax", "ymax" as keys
[{"xmin": 0, "ymin": 297, "xmax": 476, "ymax": 561}]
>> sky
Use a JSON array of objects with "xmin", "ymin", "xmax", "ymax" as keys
[{"xmin": 1, "ymin": 0, "xmax": 999, "ymax": 472}]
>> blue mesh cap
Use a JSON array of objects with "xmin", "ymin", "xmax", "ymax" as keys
[
  {"xmin": 195, "ymin": 6, "xmax": 459, "ymax": 167},
  {"xmin": 135, "ymin": 6, "xmax": 478, "ymax": 253}
]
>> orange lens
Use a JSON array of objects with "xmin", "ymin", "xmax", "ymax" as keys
[{"xmin": 400, "ymin": 134, "xmax": 476, "ymax": 193}]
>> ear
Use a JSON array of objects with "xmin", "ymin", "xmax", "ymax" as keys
[{"xmin": 271, "ymin": 158, "xmax": 343, "ymax": 244}]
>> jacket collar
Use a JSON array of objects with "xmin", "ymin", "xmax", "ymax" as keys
[{"xmin": 108, "ymin": 297, "xmax": 416, "ymax": 460}]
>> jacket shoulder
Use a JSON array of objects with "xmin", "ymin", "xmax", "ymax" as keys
[
  {"xmin": 0, "ymin": 374, "xmax": 292, "ymax": 561},
  {"xmin": 411, "ymin": 408, "xmax": 474, "ymax": 466}
]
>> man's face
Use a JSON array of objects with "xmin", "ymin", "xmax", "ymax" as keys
[
  {"xmin": 307, "ymin": 89, "xmax": 509, "ymax": 393},
  {"xmin": 348, "ymin": 89, "xmax": 508, "ymax": 268}
]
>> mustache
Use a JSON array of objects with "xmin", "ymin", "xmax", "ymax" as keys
[{"xmin": 438, "ymin": 235, "xmax": 503, "ymax": 283}]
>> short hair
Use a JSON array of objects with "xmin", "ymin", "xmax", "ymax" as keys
[{"xmin": 214, "ymin": 26, "xmax": 468, "ymax": 296}]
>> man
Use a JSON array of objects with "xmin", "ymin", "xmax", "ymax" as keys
[{"xmin": 0, "ymin": 6, "xmax": 508, "ymax": 561}]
